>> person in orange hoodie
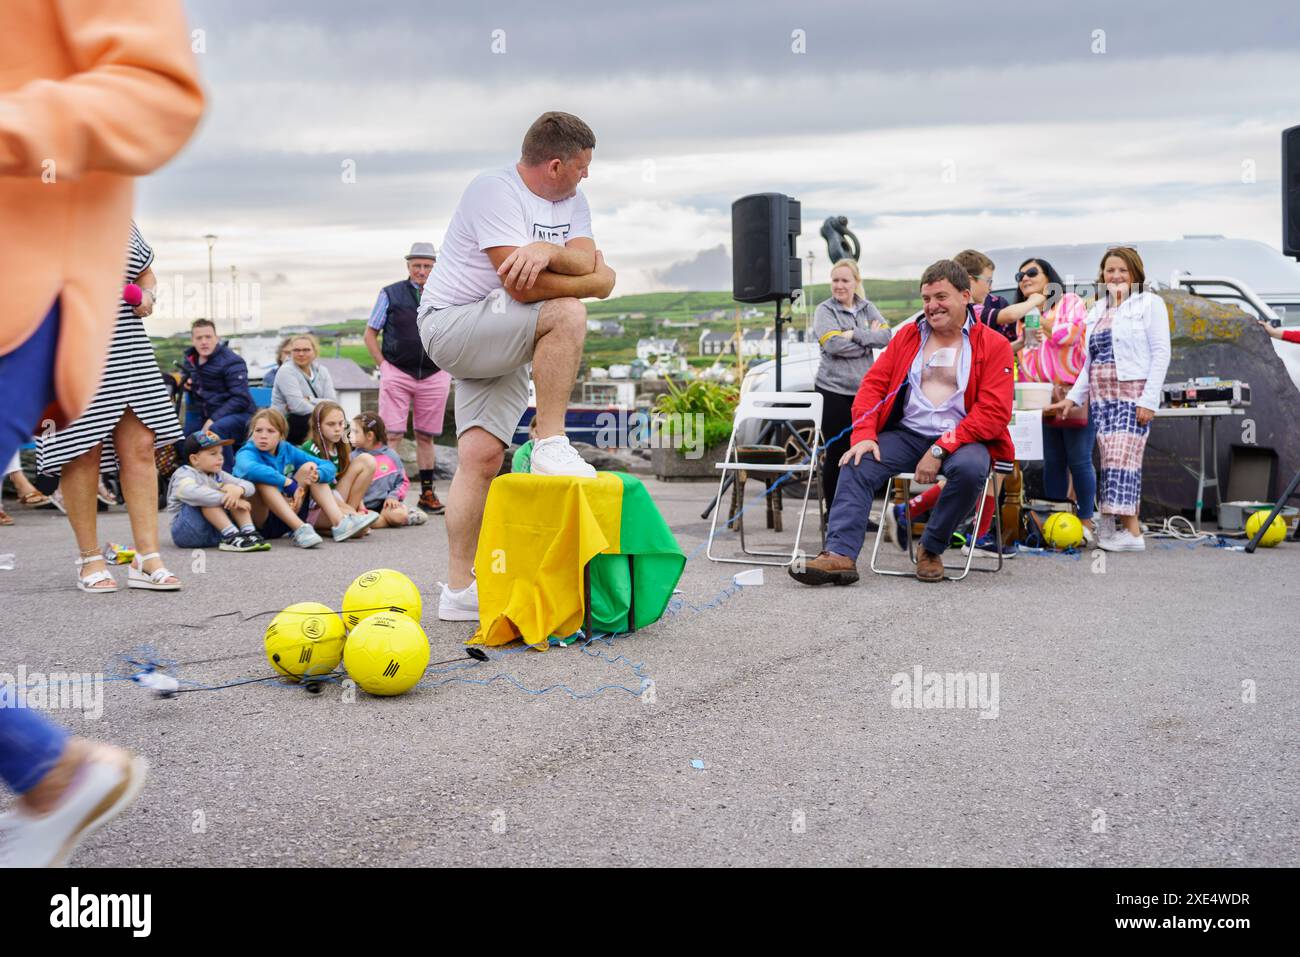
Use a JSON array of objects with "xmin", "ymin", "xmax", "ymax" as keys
[
  {"xmin": 0, "ymin": 0, "xmax": 204, "ymax": 468},
  {"xmin": 0, "ymin": 0, "xmax": 203, "ymax": 868}
]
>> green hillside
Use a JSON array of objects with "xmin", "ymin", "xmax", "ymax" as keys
[{"xmin": 153, "ymin": 281, "xmax": 921, "ymax": 373}]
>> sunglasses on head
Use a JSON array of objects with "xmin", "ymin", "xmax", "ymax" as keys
[{"xmin": 1015, "ymin": 267, "xmax": 1040, "ymax": 282}]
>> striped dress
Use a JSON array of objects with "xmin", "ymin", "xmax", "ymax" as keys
[
  {"xmin": 1088, "ymin": 311, "xmax": 1148, "ymax": 515},
  {"xmin": 36, "ymin": 223, "xmax": 182, "ymax": 475}
]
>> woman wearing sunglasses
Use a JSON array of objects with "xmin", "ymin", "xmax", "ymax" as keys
[
  {"xmin": 1045, "ymin": 247, "xmax": 1171, "ymax": 551},
  {"xmin": 1014, "ymin": 257, "xmax": 1096, "ymax": 539}
]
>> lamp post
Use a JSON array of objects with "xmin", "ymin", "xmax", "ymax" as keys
[{"xmin": 203, "ymin": 233, "xmax": 217, "ymax": 325}]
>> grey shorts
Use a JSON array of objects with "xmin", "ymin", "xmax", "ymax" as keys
[{"xmin": 418, "ymin": 288, "xmax": 542, "ymax": 446}]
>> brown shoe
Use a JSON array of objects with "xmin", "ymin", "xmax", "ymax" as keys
[
  {"xmin": 915, "ymin": 548, "xmax": 944, "ymax": 583},
  {"xmin": 789, "ymin": 551, "xmax": 859, "ymax": 586},
  {"xmin": 418, "ymin": 489, "xmax": 445, "ymax": 515}
]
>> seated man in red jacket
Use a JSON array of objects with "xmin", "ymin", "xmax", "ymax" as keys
[{"xmin": 791, "ymin": 259, "xmax": 1015, "ymax": 584}]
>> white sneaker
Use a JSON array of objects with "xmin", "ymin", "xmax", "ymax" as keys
[
  {"xmin": 1100, "ymin": 529, "xmax": 1146, "ymax": 552},
  {"xmin": 529, "ymin": 435, "xmax": 596, "ymax": 478},
  {"xmin": 0, "ymin": 749, "xmax": 148, "ymax": 868},
  {"xmin": 438, "ymin": 580, "xmax": 479, "ymax": 621},
  {"xmin": 331, "ymin": 510, "xmax": 380, "ymax": 542},
  {"xmin": 405, "ymin": 507, "xmax": 427, "ymax": 526}
]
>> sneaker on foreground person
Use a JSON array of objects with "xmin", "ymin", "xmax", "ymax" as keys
[
  {"xmin": 0, "ymin": 737, "xmax": 148, "ymax": 868},
  {"xmin": 438, "ymin": 578, "xmax": 479, "ymax": 621},
  {"xmin": 530, "ymin": 435, "xmax": 596, "ymax": 477}
]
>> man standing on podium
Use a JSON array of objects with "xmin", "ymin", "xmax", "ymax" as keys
[{"xmin": 419, "ymin": 111, "xmax": 617, "ymax": 622}]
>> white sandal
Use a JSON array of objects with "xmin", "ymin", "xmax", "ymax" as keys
[
  {"xmin": 75, "ymin": 555, "xmax": 118, "ymax": 594},
  {"xmin": 127, "ymin": 551, "xmax": 181, "ymax": 591}
]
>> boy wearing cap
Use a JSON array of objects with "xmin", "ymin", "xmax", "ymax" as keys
[{"xmin": 166, "ymin": 431, "xmax": 269, "ymax": 551}]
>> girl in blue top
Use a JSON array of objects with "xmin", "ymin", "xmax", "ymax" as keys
[{"xmin": 234, "ymin": 408, "xmax": 377, "ymax": 546}]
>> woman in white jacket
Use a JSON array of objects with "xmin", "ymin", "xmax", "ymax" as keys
[{"xmin": 1045, "ymin": 247, "xmax": 1170, "ymax": 551}]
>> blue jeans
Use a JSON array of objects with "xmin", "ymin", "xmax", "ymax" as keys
[
  {"xmin": 170, "ymin": 503, "xmax": 227, "ymax": 548},
  {"xmin": 0, "ymin": 683, "xmax": 69, "ymax": 795},
  {"xmin": 0, "ymin": 300, "xmax": 59, "ymax": 471},
  {"xmin": 1041, "ymin": 418, "xmax": 1097, "ymax": 520},
  {"xmin": 826, "ymin": 427, "xmax": 991, "ymax": 560}
]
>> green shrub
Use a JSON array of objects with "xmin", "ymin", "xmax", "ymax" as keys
[{"xmin": 652, "ymin": 378, "xmax": 739, "ymax": 456}]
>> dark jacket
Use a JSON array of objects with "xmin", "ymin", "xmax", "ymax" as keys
[
  {"xmin": 180, "ymin": 341, "xmax": 257, "ymax": 423},
  {"xmin": 380, "ymin": 279, "xmax": 439, "ymax": 379}
]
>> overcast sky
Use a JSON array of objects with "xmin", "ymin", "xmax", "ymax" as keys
[{"xmin": 136, "ymin": 0, "xmax": 1300, "ymax": 333}]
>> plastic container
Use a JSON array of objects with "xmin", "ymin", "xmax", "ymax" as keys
[
  {"xmin": 1244, "ymin": 503, "xmax": 1298, "ymax": 530},
  {"xmin": 1015, "ymin": 382, "xmax": 1054, "ymax": 410},
  {"xmin": 1023, "ymin": 308, "xmax": 1042, "ymax": 348}
]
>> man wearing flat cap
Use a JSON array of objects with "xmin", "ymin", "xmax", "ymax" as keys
[{"xmin": 364, "ymin": 242, "xmax": 453, "ymax": 514}]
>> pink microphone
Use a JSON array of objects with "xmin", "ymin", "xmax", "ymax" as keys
[{"xmin": 122, "ymin": 283, "xmax": 143, "ymax": 306}]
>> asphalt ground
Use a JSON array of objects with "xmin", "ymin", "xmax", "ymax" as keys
[{"xmin": 1, "ymin": 478, "xmax": 1296, "ymax": 867}]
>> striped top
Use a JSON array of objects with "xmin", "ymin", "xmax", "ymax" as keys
[{"xmin": 36, "ymin": 222, "xmax": 182, "ymax": 475}]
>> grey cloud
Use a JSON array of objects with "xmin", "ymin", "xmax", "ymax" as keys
[
  {"xmin": 652, "ymin": 244, "xmax": 732, "ymax": 291},
  {"xmin": 186, "ymin": 0, "xmax": 1300, "ymax": 81}
]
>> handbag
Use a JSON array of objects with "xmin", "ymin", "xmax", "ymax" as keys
[{"xmin": 1046, "ymin": 381, "xmax": 1088, "ymax": 429}]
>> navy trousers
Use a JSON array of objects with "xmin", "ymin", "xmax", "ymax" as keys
[
  {"xmin": 825, "ymin": 427, "xmax": 991, "ymax": 560},
  {"xmin": 184, "ymin": 408, "xmax": 250, "ymax": 472}
]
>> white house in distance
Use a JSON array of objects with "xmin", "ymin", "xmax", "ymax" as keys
[
  {"xmin": 225, "ymin": 334, "xmax": 282, "ymax": 380},
  {"xmin": 322, "ymin": 357, "xmax": 379, "ymax": 419},
  {"xmin": 636, "ymin": 337, "xmax": 680, "ymax": 360},
  {"xmin": 699, "ymin": 329, "xmax": 735, "ymax": 356},
  {"xmin": 739, "ymin": 327, "xmax": 806, "ymax": 357}
]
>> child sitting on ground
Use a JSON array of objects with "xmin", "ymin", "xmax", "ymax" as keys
[
  {"xmin": 166, "ymin": 430, "xmax": 269, "ymax": 551},
  {"xmin": 234, "ymin": 409, "xmax": 379, "ymax": 547},
  {"xmin": 349, "ymin": 413, "xmax": 425, "ymax": 528},
  {"xmin": 300, "ymin": 401, "xmax": 377, "ymax": 534}
]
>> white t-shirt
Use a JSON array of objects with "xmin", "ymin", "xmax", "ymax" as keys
[{"xmin": 423, "ymin": 165, "xmax": 593, "ymax": 309}]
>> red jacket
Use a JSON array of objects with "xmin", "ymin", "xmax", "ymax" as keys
[{"xmin": 850, "ymin": 317, "xmax": 1016, "ymax": 464}]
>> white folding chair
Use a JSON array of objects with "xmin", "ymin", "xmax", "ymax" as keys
[
  {"xmin": 868, "ymin": 470, "xmax": 1003, "ymax": 581},
  {"xmin": 705, "ymin": 391, "xmax": 824, "ymax": 566}
]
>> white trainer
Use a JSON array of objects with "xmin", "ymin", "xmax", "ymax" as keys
[
  {"xmin": 530, "ymin": 435, "xmax": 596, "ymax": 478},
  {"xmin": 1099, "ymin": 529, "xmax": 1146, "ymax": 552},
  {"xmin": 0, "ymin": 749, "xmax": 148, "ymax": 868},
  {"xmin": 438, "ymin": 579, "xmax": 479, "ymax": 621}
]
